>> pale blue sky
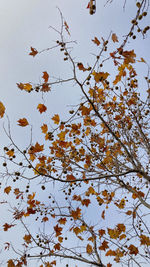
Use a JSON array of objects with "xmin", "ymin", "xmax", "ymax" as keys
[{"xmin": 0, "ymin": 0, "xmax": 150, "ymax": 266}]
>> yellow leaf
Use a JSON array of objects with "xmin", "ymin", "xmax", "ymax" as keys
[
  {"xmin": 52, "ymin": 114, "xmax": 60, "ymax": 125},
  {"xmin": 0, "ymin": 101, "xmax": 5, "ymax": 118},
  {"xmin": 23, "ymin": 83, "xmax": 32, "ymax": 91},
  {"xmin": 92, "ymin": 71, "xmax": 109, "ymax": 83}
]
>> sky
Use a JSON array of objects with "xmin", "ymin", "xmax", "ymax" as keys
[{"xmin": 0, "ymin": 0, "xmax": 150, "ymax": 266}]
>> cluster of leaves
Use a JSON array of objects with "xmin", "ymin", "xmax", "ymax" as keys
[{"xmin": 0, "ymin": 1, "xmax": 150, "ymax": 267}]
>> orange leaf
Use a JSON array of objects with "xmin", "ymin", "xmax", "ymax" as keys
[
  {"xmin": 7, "ymin": 259, "xmax": 15, "ymax": 267},
  {"xmin": 52, "ymin": 114, "xmax": 60, "ymax": 125},
  {"xmin": 140, "ymin": 235, "xmax": 150, "ymax": 246},
  {"xmin": 4, "ymin": 186, "xmax": 11, "ymax": 195},
  {"xmin": 42, "ymin": 71, "xmax": 49, "ymax": 83},
  {"xmin": 54, "ymin": 243, "xmax": 61, "ymax": 251},
  {"xmin": 99, "ymin": 240, "xmax": 109, "ymax": 251},
  {"xmin": 3, "ymin": 223, "xmax": 16, "ymax": 231},
  {"xmin": 128, "ymin": 244, "xmax": 139, "ymax": 255},
  {"xmin": 41, "ymin": 124, "xmax": 48, "ymax": 134},
  {"xmin": 18, "ymin": 118, "xmax": 29, "ymax": 127},
  {"xmin": 29, "ymin": 46, "xmax": 38, "ymax": 57},
  {"xmin": 54, "ymin": 224, "xmax": 62, "ymax": 237},
  {"xmin": 37, "ymin": 104, "xmax": 47, "ymax": 113},
  {"xmin": 86, "ymin": 244, "xmax": 93, "ymax": 254},
  {"xmin": 0, "ymin": 101, "xmax": 5, "ymax": 118},
  {"xmin": 112, "ymin": 33, "xmax": 119, "ymax": 42},
  {"xmin": 92, "ymin": 37, "xmax": 100, "ymax": 46},
  {"xmin": 71, "ymin": 207, "xmax": 81, "ymax": 220},
  {"xmin": 58, "ymin": 218, "xmax": 67, "ymax": 225},
  {"xmin": 6, "ymin": 150, "xmax": 14, "ymax": 157},
  {"xmin": 23, "ymin": 234, "xmax": 32, "ymax": 244},
  {"xmin": 42, "ymin": 216, "xmax": 49, "ymax": 222},
  {"xmin": 77, "ymin": 63, "xmax": 88, "ymax": 72}
]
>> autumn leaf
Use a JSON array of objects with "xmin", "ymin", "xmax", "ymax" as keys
[
  {"xmin": 92, "ymin": 71, "xmax": 109, "ymax": 83},
  {"xmin": 42, "ymin": 71, "xmax": 49, "ymax": 83},
  {"xmin": 112, "ymin": 33, "xmax": 119, "ymax": 42},
  {"xmin": 64, "ymin": 21, "xmax": 70, "ymax": 35},
  {"xmin": 17, "ymin": 83, "xmax": 32, "ymax": 92},
  {"xmin": 99, "ymin": 240, "xmax": 109, "ymax": 251},
  {"xmin": 4, "ymin": 186, "xmax": 11, "ymax": 195},
  {"xmin": 54, "ymin": 224, "xmax": 62, "ymax": 237},
  {"xmin": 128, "ymin": 244, "xmax": 139, "ymax": 255},
  {"xmin": 86, "ymin": 244, "xmax": 93, "ymax": 254},
  {"xmin": 108, "ymin": 228, "xmax": 120, "ymax": 239},
  {"xmin": 92, "ymin": 37, "xmax": 100, "ymax": 46},
  {"xmin": 52, "ymin": 114, "xmax": 60, "ymax": 125},
  {"xmin": 42, "ymin": 216, "xmax": 49, "ymax": 222},
  {"xmin": 41, "ymin": 83, "xmax": 51, "ymax": 92},
  {"xmin": 37, "ymin": 104, "xmax": 47, "ymax": 113},
  {"xmin": 18, "ymin": 118, "xmax": 29, "ymax": 127},
  {"xmin": 140, "ymin": 235, "xmax": 150, "ymax": 246},
  {"xmin": 54, "ymin": 243, "xmax": 61, "ymax": 251},
  {"xmin": 0, "ymin": 101, "xmax": 5, "ymax": 118},
  {"xmin": 3, "ymin": 223, "xmax": 16, "ymax": 231},
  {"xmin": 101, "ymin": 210, "xmax": 105, "ymax": 220},
  {"xmin": 77, "ymin": 63, "xmax": 88, "ymax": 71},
  {"xmin": 23, "ymin": 234, "xmax": 32, "ymax": 244},
  {"xmin": 71, "ymin": 207, "xmax": 81, "ymax": 220},
  {"xmin": 7, "ymin": 259, "xmax": 15, "ymax": 267},
  {"xmin": 29, "ymin": 46, "xmax": 38, "ymax": 57},
  {"xmin": 58, "ymin": 218, "xmax": 67, "ymax": 225},
  {"xmin": 41, "ymin": 124, "xmax": 48, "ymax": 134},
  {"xmin": 6, "ymin": 149, "xmax": 14, "ymax": 157}
]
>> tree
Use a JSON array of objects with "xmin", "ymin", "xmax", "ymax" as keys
[{"xmin": 0, "ymin": 1, "xmax": 150, "ymax": 266}]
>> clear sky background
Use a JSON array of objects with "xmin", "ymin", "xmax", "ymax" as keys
[{"xmin": 0, "ymin": 0, "xmax": 150, "ymax": 266}]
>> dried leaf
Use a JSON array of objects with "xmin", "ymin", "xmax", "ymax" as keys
[
  {"xmin": 4, "ymin": 186, "xmax": 11, "ymax": 195},
  {"xmin": 92, "ymin": 37, "xmax": 100, "ymax": 46},
  {"xmin": 0, "ymin": 101, "xmax": 5, "ymax": 118},
  {"xmin": 52, "ymin": 114, "xmax": 60, "ymax": 125},
  {"xmin": 112, "ymin": 33, "xmax": 119, "ymax": 42},
  {"xmin": 37, "ymin": 104, "xmax": 47, "ymax": 113},
  {"xmin": 42, "ymin": 71, "xmax": 49, "ymax": 83},
  {"xmin": 29, "ymin": 47, "xmax": 38, "ymax": 57},
  {"xmin": 18, "ymin": 118, "xmax": 29, "ymax": 127},
  {"xmin": 86, "ymin": 244, "xmax": 93, "ymax": 254}
]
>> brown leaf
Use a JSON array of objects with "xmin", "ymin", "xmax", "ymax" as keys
[
  {"xmin": 29, "ymin": 47, "xmax": 38, "ymax": 57},
  {"xmin": 92, "ymin": 37, "xmax": 100, "ymax": 46},
  {"xmin": 37, "ymin": 104, "xmax": 47, "ymax": 113},
  {"xmin": 23, "ymin": 234, "xmax": 32, "ymax": 244},
  {"xmin": 112, "ymin": 33, "xmax": 119, "ymax": 42},
  {"xmin": 7, "ymin": 259, "xmax": 15, "ymax": 267},
  {"xmin": 18, "ymin": 118, "xmax": 29, "ymax": 127},
  {"xmin": 42, "ymin": 71, "xmax": 49, "ymax": 83},
  {"xmin": 0, "ymin": 101, "xmax": 5, "ymax": 118},
  {"xmin": 3, "ymin": 223, "xmax": 16, "ymax": 231},
  {"xmin": 4, "ymin": 186, "xmax": 11, "ymax": 195},
  {"xmin": 52, "ymin": 114, "xmax": 60, "ymax": 125},
  {"xmin": 86, "ymin": 244, "xmax": 93, "ymax": 254},
  {"xmin": 41, "ymin": 83, "xmax": 51, "ymax": 92}
]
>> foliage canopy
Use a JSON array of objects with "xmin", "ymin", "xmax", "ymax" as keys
[{"xmin": 0, "ymin": 1, "xmax": 150, "ymax": 267}]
